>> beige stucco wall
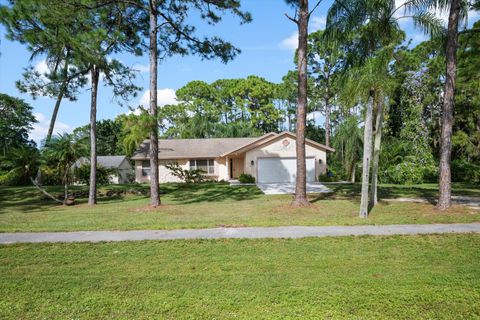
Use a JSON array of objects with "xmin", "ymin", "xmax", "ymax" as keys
[
  {"xmin": 136, "ymin": 158, "xmax": 230, "ymax": 183},
  {"xmin": 135, "ymin": 159, "xmax": 189, "ymax": 183},
  {"xmin": 244, "ymin": 136, "xmax": 327, "ymax": 181}
]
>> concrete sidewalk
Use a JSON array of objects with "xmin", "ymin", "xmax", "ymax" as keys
[{"xmin": 1, "ymin": 223, "xmax": 479, "ymax": 244}]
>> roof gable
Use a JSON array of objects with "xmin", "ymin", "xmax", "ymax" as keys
[{"xmin": 223, "ymin": 131, "xmax": 335, "ymax": 155}]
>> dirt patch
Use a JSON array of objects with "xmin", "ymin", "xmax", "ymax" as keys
[
  {"xmin": 272, "ymin": 203, "xmax": 323, "ymax": 213},
  {"xmin": 132, "ymin": 205, "xmax": 172, "ymax": 213},
  {"xmin": 216, "ymin": 224, "xmax": 248, "ymax": 228}
]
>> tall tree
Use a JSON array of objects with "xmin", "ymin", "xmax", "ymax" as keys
[
  {"xmin": 130, "ymin": 0, "xmax": 251, "ymax": 207},
  {"xmin": 0, "ymin": 94, "xmax": 36, "ymax": 157},
  {"xmin": 70, "ymin": 2, "xmax": 142, "ymax": 205},
  {"xmin": 435, "ymin": 0, "xmax": 474, "ymax": 209},
  {"xmin": 0, "ymin": 1, "xmax": 87, "ymax": 146},
  {"xmin": 308, "ymin": 30, "xmax": 343, "ymax": 147},
  {"xmin": 327, "ymin": 0, "xmax": 443, "ymax": 216},
  {"xmin": 285, "ymin": 0, "xmax": 323, "ymax": 207}
]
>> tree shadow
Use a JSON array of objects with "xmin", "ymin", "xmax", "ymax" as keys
[{"xmin": 164, "ymin": 183, "xmax": 263, "ymax": 204}]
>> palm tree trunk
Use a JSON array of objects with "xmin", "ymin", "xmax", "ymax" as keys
[
  {"xmin": 149, "ymin": 0, "xmax": 161, "ymax": 207},
  {"xmin": 437, "ymin": 0, "xmax": 460, "ymax": 210},
  {"xmin": 291, "ymin": 0, "xmax": 309, "ymax": 207},
  {"xmin": 370, "ymin": 98, "xmax": 385, "ymax": 206},
  {"xmin": 350, "ymin": 162, "xmax": 356, "ymax": 183},
  {"xmin": 88, "ymin": 65, "xmax": 99, "ymax": 205},
  {"xmin": 359, "ymin": 91, "xmax": 374, "ymax": 218},
  {"xmin": 325, "ymin": 95, "xmax": 331, "ymax": 147}
]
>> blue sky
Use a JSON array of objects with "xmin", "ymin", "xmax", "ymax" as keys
[{"xmin": 0, "ymin": 0, "xmax": 478, "ymax": 143}]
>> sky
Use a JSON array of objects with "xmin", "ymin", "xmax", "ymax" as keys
[{"xmin": 0, "ymin": 0, "xmax": 478, "ymax": 143}]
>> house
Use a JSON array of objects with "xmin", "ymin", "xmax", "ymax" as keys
[
  {"xmin": 132, "ymin": 132, "xmax": 335, "ymax": 184},
  {"xmin": 73, "ymin": 155, "xmax": 134, "ymax": 184}
]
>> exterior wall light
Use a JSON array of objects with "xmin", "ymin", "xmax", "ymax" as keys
[
  {"xmin": 319, "ymin": 159, "xmax": 322, "ymax": 164},
  {"xmin": 251, "ymin": 160, "xmax": 255, "ymax": 166}
]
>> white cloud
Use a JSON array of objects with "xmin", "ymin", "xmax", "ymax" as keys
[
  {"xmin": 29, "ymin": 112, "xmax": 71, "ymax": 143},
  {"xmin": 280, "ymin": 32, "xmax": 298, "ymax": 50},
  {"xmin": 34, "ymin": 60, "xmax": 49, "ymax": 75},
  {"xmin": 310, "ymin": 16, "xmax": 326, "ymax": 30},
  {"xmin": 411, "ymin": 33, "xmax": 428, "ymax": 44},
  {"xmin": 139, "ymin": 88, "xmax": 177, "ymax": 107},
  {"xmin": 132, "ymin": 63, "xmax": 150, "ymax": 73}
]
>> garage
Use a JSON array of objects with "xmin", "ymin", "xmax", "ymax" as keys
[{"xmin": 257, "ymin": 157, "xmax": 316, "ymax": 183}]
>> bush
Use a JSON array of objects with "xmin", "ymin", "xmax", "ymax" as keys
[
  {"xmin": 452, "ymin": 159, "xmax": 480, "ymax": 185},
  {"xmin": 75, "ymin": 164, "xmax": 116, "ymax": 185},
  {"xmin": 318, "ymin": 173, "xmax": 336, "ymax": 182},
  {"xmin": 165, "ymin": 163, "xmax": 206, "ymax": 183},
  {"xmin": 238, "ymin": 173, "xmax": 255, "ymax": 183},
  {"xmin": 382, "ymin": 160, "xmax": 437, "ymax": 185}
]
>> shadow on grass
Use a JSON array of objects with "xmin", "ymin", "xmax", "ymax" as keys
[
  {"xmin": 163, "ymin": 182, "xmax": 263, "ymax": 204},
  {"xmin": 0, "ymin": 185, "xmax": 150, "ymax": 214}
]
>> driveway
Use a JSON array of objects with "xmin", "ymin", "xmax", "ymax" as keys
[{"xmin": 257, "ymin": 182, "xmax": 332, "ymax": 195}]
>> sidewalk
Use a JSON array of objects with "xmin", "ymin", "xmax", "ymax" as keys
[{"xmin": 1, "ymin": 223, "xmax": 479, "ymax": 244}]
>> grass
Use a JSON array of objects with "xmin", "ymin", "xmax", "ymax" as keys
[
  {"xmin": 0, "ymin": 182, "xmax": 478, "ymax": 232},
  {"xmin": 1, "ymin": 234, "xmax": 479, "ymax": 319}
]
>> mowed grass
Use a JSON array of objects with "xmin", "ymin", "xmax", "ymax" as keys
[
  {"xmin": 0, "ymin": 182, "xmax": 478, "ymax": 232},
  {"xmin": 1, "ymin": 234, "xmax": 479, "ymax": 319}
]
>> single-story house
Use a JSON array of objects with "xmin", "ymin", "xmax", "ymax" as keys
[
  {"xmin": 131, "ymin": 131, "xmax": 334, "ymax": 184},
  {"xmin": 73, "ymin": 155, "xmax": 134, "ymax": 184}
]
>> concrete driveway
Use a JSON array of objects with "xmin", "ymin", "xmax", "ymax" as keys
[{"xmin": 257, "ymin": 182, "xmax": 332, "ymax": 195}]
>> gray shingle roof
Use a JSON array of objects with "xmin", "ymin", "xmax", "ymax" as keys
[
  {"xmin": 73, "ymin": 156, "xmax": 129, "ymax": 169},
  {"xmin": 131, "ymin": 137, "xmax": 260, "ymax": 160}
]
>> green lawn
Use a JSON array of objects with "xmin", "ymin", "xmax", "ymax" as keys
[
  {"xmin": 0, "ymin": 182, "xmax": 478, "ymax": 232},
  {"xmin": 1, "ymin": 234, "xmax": 479, "ymax": 319}
]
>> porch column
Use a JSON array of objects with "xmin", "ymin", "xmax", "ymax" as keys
[{"xmin": 226, "ymin": 156, "xmax": 230, "ymax": 180}]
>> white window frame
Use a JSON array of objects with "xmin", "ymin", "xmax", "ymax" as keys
[
  {"xmin": 190, "ymin": 159, "xmax": 215, "ymax": 175},
  {"xmin": 141, "ymin": 160, "xmax": 150, "ymax": 177}
]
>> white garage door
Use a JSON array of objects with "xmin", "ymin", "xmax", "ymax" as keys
[{"xmin": 257, "ymin": 157, "xmax": 315, "ymax": 183}]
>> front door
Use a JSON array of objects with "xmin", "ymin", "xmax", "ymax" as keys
[{"xmin": 230, "ymin": 158, "xmax": 233, "ymax": 179}]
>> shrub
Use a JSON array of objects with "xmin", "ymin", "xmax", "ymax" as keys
[
  {"xmin": 318, "ymin": 173, "xmax": 336, "ymax": 182},
  {"xmin": 165, "ymin": 163, "xmax": 206, "ymax": 183},
  {"xmin": 452, "ymin": 159, "xmax": 480, "ymax": 185},
  {"xmin": 238, "ymin": 173, "xmax": 255, "ymax": 183},
  {"xmin": 382, "ymin": 160, "xmax": 437, "ymax": 185},
  {"xmin": 75, "ymin": 164, "xmax": 116, "ymax": 185}
]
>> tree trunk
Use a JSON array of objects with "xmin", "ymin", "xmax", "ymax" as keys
[
  {"xmin": 325, "ymin": 95, "xmax": 331, "ymax": 147},
  {"xmin": 88, "ymin": 65, "xmax": 99, "ymax": 205},
  {"xmin": 35, "ymin": 58, "xmax": 70, "ymax": 185},
  {"xmin": 437, "ymin": 0, "xmax": 460, "ymax": 210},
  {"xmin": 291, "ymin": 0, "xmax": 310, "ymax": 207},
  {"xmin": 359, "ymin": 91, "xmax": 374, "ymax": 218},
  {"xmin": 350, "ymin": 160, "xmax": 356, "ymax": 183},
  {"xmin": 370, "ymin": 97, "xmax": 385, "ymax": 207},
  {"xmin": 149, "ymin": 0, "xmax": 161, "ymax": 207}
]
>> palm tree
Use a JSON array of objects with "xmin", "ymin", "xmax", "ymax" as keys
[
  {"xmin": 0, "ymin": 146, "xmax": 39, "ymax": 186},
  {"xmin": 43, "ymin": 133, "xmax": 87, "ymax": 203},
  {"xmin": 326, "ymin": 0, "xmax": 444, "ymax": 217},
  {"xmin": 333, "ymin": 115, "xmax": 363, "ymax": 182}
]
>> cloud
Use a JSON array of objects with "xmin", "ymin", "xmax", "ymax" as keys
[
  {"xmin": 132, "ymin": 63, "xmax": 150, "ymax": 73},
  {"xmin": 34, "ymin": 60, "xmax": 49, "ymax": 75},
  {"xmin": 411, "ymin": 33, "xmax": 428, "ymax": 44},
  {"xmin": 29, "ymin": 112, "xmax": 71, "ymax": 143},
  {"xmin": 139, "ymin": 88, "xmax": 177, "ymax": 107},
  {"xmin": 310, "ymin": 16, "xmax": 326, "ymax": 30},
  {"xmin": 280, "ymin": 32, "xmax": 298, "ymax": 50}
]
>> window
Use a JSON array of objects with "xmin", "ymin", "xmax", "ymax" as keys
[
  {"xmin": 190, "ymin": 159, "xmax": 215, "ymax": 175},
  {"xmin": 141, "ymin": 160, "xmax": 150, "ymax": 176}
]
